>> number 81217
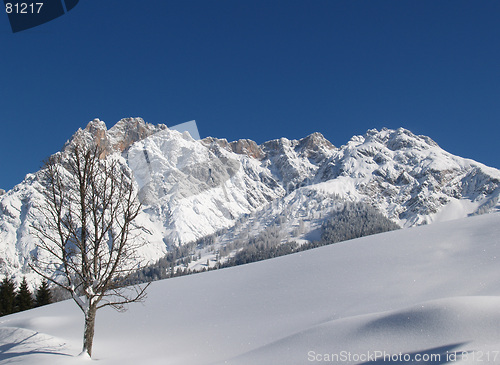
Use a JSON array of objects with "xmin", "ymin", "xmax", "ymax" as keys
[{"xmin": 6, "ymin": 3, "xmax": 43, "ymax": 14}]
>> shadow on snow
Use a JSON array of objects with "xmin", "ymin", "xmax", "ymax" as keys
[{"xmin": 0, "ymin": 328, "xmax": 72, "ymax": 361}]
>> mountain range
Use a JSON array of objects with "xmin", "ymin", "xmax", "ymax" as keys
[{"xmin": 1, "ymin": 117, "xmax": 499, "ymax": 284}]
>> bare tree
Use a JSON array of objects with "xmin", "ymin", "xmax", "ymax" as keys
[{"xmin": 30, "ymin": 142, "xmax": 149, "ymax": 358}]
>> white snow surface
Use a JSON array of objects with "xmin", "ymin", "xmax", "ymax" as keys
[{"xmin": 1, "ymin": 212, "xmax": 500, "ymax": 364}]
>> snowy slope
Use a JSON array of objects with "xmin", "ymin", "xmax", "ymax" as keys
[
  {"xmin": 1, "ymin": 119, "xmax": 500, "ymax": 286},
  {"xmin": 1, "ymin": 212, "xmax": 500, "ymax": 364}
]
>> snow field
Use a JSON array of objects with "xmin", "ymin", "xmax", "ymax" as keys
[{"xmin": 1, "ymin": 212, "xmax": 500, "ymax": 364}]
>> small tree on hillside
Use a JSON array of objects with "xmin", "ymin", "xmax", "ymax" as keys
[
  {"xmin": 15, "ymin": 277, "xmax": 34, "ymax": 312},
  {"xmin": 35, "ymin": 279, "xmax": 52, "ymax": 307},
  {"xmin": 30, "ymin": 142, "xmax": 149, "ymax": 358},
  {"xmin": 0, "ymin": 277, "xmax": 16, "ymax": 316}
]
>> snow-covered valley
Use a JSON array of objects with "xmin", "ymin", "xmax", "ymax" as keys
[{"xmin": 1, "ymin": 212, "xmax": 500, "ymax": 364}]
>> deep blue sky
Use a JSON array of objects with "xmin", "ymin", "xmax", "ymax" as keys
[{"xmin": 1, "ymin": 0, "xmax": 499, "ymax": 191}]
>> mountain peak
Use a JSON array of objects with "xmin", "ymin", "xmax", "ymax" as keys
[
  {"xmin": 108, "ymin": 117, "xmax": 167, "ymax": 152},
  {"xmin": 63, "ymin": 118, "xmax": 108, "ymax": 153},
  {"xmin": 352, "ymin": 127, "xmax": 439, "ymax": 151},
  {"xmin": 385, "ymin": 128, "xmax": 439, "ymax": 150},
  {"xmin": 298, "ymin": 132, "xmax": 336, "ymax": 150},
  {"xmin": 230, "ymin": 139, "xmax": 265, "ymax": 159},
  {"xmin": 84, "ymin": 118, "xmax": 107, "ymax": 133},
  {"xmin": 201, "ymin": 137, "xmax": 265, "ymax": 159},
  {"xmin": 63, "ymin": 117, "xmax": 167, "ymax": 155}
]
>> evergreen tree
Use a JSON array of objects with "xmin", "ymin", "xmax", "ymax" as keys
[
  {"xmin": 15, "ymin": 277, "xmax": 34, "ymax": 312},
  {"xmin": 0, "ymin": 277, "xmax": 16, "ymax": 316},
  {"xmin": 320, "ymin": 202, "xmax": 400, "ymax": 244},
  {"xmin": 35, "ymin": 279, "xmax": 52, "ymax": 307}
]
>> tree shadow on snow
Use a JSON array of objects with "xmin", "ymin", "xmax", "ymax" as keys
[
  {"xmin": 358, "ymin": 342, "xmax": 471, "ymax": 364},
  {"xmin": 0, "ymin": 328, "xmax": 72, "ymax": 361}
]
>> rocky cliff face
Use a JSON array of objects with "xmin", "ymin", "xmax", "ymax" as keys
[
  {"xmin": 1, "ymin": 118, "xmax": 499, "ymax": 284},
  {"xmin": 63, "ymin": 117, "xmax": 168, "ymax": 156}
]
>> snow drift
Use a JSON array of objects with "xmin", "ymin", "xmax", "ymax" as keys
[{"xmin": 1, "ymin": 212, "xmax": 499, "ymax": 364}]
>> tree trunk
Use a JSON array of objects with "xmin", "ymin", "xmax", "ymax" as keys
[{"xmin": 82, "ymin": 304, "xmax": 97, "ymax": 358}]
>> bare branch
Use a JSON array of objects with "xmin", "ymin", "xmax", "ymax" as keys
[{"xmin": 30, "ymin": 142, "xmax": 148, "ymax": 358}]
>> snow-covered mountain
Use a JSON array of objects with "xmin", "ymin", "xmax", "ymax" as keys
[{"xmin": 1, "ymin": 118, "xmax": 499, "ymax": 283}]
